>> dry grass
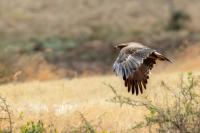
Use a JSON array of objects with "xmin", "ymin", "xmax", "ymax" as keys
[
  {"xmin": 155, "ymin": 43, "xmax": 200, "ymax": 73},
  {"xmin": 174, "ymin": 44, "xmax": 200, "ymax": 71},
  {"xmin": 0, "ymin": 69, "xmax": 199, "ymax": 132}
]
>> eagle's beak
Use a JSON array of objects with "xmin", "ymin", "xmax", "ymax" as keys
[{"xmin": 113, "ymin": 45, "xmax": 118, "ymax": 50}]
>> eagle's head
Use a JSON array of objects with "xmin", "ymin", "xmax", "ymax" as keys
[
  {"xmin": 114, "ymin": 43, "xmax": 129, "ymax": 50},
  {"xmin": 114, "ymin": 42, "xmax": 144, "ymax": 50}
]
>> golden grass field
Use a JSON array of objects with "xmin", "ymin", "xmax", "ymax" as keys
[{"xmin": 0, "ymin": 68, "xmax": 199, "ymax": 132}]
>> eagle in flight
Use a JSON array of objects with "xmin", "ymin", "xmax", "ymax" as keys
[{"xmin": 113, "ymin": 42, "xmax": 171, "ymax": 95}]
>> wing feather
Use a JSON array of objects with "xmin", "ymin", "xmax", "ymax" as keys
[
  {"xmin": 135, "ymin": 82, "xmax": 139, "ymax": 95},
  {"xmin": 142, "ymin": 80, "xmax": 147, "ymax": 89},
  {"xmin": 128, "ymin": 79, "xmax": 131, "ymax": 92},
  {"xmin": 131, "ymin": 82, "xmax": 135, "ymax": 94},
  {"xmin": 113, "ymin": 45, "xmax": 168, "ymax": 95}
]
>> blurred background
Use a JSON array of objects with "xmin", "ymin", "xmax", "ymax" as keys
[
  {"xmin": 0, "ymin": 0, "xmax": 200, "ymax": 83},
  {"xmin": 0, "ymin": 0, "xmax": 200, "ymax": 132}
]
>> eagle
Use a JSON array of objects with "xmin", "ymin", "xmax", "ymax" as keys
[{"xmin": 113, "ymin": 42, "xmax": 171, "ymax": 95}]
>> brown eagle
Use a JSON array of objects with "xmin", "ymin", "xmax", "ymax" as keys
[{"xmin": 113, "ymin": 42, "xmax": 171, "ymax": 95}]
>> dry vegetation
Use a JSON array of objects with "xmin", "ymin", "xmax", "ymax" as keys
[
  {"xmin": 0, "ymin": 71, "xmax": 199, "ymax": 132},
  {"xmin": 109, "ymin": 72, "xmax": 200, "ymax": 132}
]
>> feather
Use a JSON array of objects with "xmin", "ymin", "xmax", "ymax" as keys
[
  {"xmin": 142, "ymin": 80, "xmax": 147, "ymax": 89},
  {"xmin": 113, "ymin": 42, "xmax": 171, "ymax": 95},
  {"xmin": 132, "ymin": 81, "xmax": 135, "ymax": 94},
  {"xmin": 128, "ymin": 79, "xmax": 131, "ymax": 92},
  {"xmin": 135, "ymin": 82, "xmax": 139, "ymax": 95},
  {"xmin": 139, "ymin": 82, "xmax": 143, "ymax": 94}
]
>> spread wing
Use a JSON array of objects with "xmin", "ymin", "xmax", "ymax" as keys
[{"xmin": 113, "ymin": 47, "xmax": 157, "ymax": 95}]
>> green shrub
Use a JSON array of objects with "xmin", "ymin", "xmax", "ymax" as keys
[
  {"xmin": 20, "ymin": 121, "xmax": 45, "ymax": 133},
  {"xmin": 108, "ymin": 72, "xmax": 200, "ymax": 133}
]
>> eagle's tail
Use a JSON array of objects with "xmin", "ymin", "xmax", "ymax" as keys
[{"xmin": 153, "ymin": 52, "xmax": 172, "ymax": 63}]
